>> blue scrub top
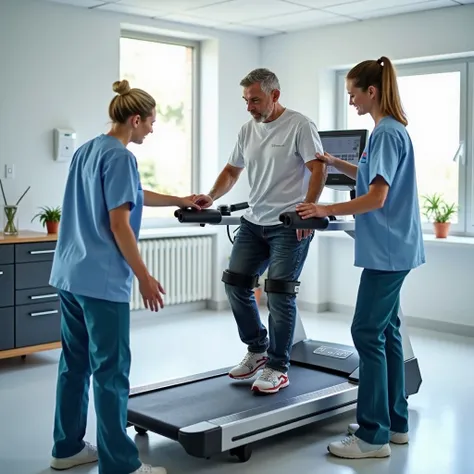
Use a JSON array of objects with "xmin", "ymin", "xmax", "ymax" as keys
[
  {"xmin": 354, "ymin": 116, "xmax": 425, "ymax": 272},
  {"xmin": 49, "ymin": 134, "xmax": 144, "ymax": 303}
]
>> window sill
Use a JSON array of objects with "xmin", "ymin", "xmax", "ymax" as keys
[
  {"xmin": 318, "ymin": 231, "xmax": 474, "ymax": 247},
  {"xmin": 139, "ymin": 226, "xmax": 218, "ymax": 240}
]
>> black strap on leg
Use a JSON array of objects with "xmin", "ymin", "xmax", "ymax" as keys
[
  {"xmin": 264, "ymin": 279, "xmax": 300, "ymax": 295},
  {"xmin": 222, "ymin": 269, "xmax": 259, "ymax": 289}
]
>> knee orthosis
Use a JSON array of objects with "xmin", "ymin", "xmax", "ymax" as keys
[
  {"xmin": 222, "ymin": 269, "xmax": 259, "ymax": 289},
  {"xmin": 264, "ymin": 279, "xmax": 300, "ymax": 295},
  {"xmin": 221, "ymin": 270, "xmax": 300, "ymax": 295}
]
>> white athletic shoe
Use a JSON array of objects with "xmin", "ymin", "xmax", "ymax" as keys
[
  {"xmin": 50, "ymin": 441, "xmax": 98, "ymax": 470},
  {"xmin": 347, "ymin": 423, "xmax": 409, "ymax": 444},
  {"xmin": 251, "ymin": 367, "xmax": 289, "ymax": 394},
  {"xmin": 328, "ymin": 435, "xmax": 391, "ymax": 459},
  {"xmin": 133, "ymin": 463, "xmax": 167, "ymax": 474},
  {"xmin": 228, "ymin": 351, "xmax": 268, "ymax": 380}
]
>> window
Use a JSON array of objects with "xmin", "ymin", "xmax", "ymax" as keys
[
  {"xmin": 119, "ymin": 33, "xmax": 198, "ymax": 226},
  {"xmin": 337, "ymin": 59, "xmax": 473, "ymax": 235}
]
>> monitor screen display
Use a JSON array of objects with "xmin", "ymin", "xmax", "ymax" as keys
[
  {"xmin": 319, "ymin": 129, "xmax": 369, "ymax": 187},
  {"xmin": 322, "ymin": 136, "xmax": 362, "ymax": 174}
]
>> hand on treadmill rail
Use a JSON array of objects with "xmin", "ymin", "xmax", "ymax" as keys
[
  {"xmin": 192, "ymin": 194, "xmax": 213, "ymax": 209},
  {"xmin": 139, "ymin": 274, "xmax": 166, "ymax": 312},
  {"xmin": 178, "ymin": 195, "xmax": 202, "ymax": 211},
  {"xmin": 296, "ymin": 202, "xmax": 329, "ymax": 219}
]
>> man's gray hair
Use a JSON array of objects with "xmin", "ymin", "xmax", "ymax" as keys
[{"xmin": 240, "ymin": 68, "xmax": 280, "ymax": 94}]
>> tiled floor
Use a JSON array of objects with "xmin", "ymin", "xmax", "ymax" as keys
[{"xmin": 0, "ymin": 307, "xmax": 472, "ymax": 474}]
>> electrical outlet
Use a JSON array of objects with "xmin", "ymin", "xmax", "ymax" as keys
[{"xmin": 4, "ymin": 164, "xmax": 14, "ymax": 179}]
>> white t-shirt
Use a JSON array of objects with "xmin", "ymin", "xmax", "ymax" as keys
[{"xmin": 228, "ymin": 108, "xmax": 324, "ymax": 225}]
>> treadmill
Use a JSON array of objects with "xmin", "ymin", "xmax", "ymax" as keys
[{"xmin": 127, "ymin": 129, "xmax": 423, "ymax": 464}]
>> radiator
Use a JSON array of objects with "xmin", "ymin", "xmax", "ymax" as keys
[{"xmin": 131, "ymin": 236, "xmax": 213, "ymax": 310}]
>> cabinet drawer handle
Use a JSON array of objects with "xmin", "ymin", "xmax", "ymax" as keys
[
  {"xmin": 30, "ymin": 293, "xmax": 58, "ymax": 300},
  {"xmin": 30, "ymin": 310, "xmax": 59, "ymax": 317},
  {"xmin": 29, "ymin": 249, "xmax": 55, "ymax": 255}
]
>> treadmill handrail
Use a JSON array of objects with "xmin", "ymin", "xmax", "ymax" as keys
[{"xmin": 174, "ymin": 202, "xmax": 249, "ymax": 225}]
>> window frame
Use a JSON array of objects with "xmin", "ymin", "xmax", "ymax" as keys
[
  {"xmin": 467, "ymin": 60, "xmax": 474, "ymax": 234},
  {"xmin": 120, "ymin": 30, "xmax": 201, "ymax": 229},
  {"xmin": 336, "ymin": 58, "xmax": 473, "ymax": 236}
]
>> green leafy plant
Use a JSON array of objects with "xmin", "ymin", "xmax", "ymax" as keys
[
  {"xmin": 422, "ymin": 193, "xmax": 457, "ymax": 223},
  {"xmin": 31, "ymin": 206, "xmax": 61, "ymax": 227}
]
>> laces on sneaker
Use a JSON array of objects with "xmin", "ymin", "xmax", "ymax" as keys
[
  {"xmin": 241, "ymin": 353, "xmax": 255, "ymax": 369},
  {"xmin": 341, "ymin": 435, "xmax": 357, "ymax": 446},
  {"xmin": 84, "ymin": 441, "xmax": 97, "ymax": 453},
  {"xmin": 138, "ymin": 464, "xmax": 152, "ymax": 473},
  {"xmin": 260, "ymin": 367, "xmax": 276, "ymax": 381},
  {"xmin": 242, "ymin": 352, "xmax": 265, "ymax": 370}
]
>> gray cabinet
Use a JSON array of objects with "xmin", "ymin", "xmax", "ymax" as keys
[{"xmin": 0, "ymin": 237, "xmax": 60, "ymax": 357}]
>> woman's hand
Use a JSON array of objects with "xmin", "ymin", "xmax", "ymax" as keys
[
  {"xmin": 178, "ymin": 195, "xmax": 202, "ymax": 210},
  {"xmin": 296, "ymin": 202, "xmax": 329, "ymax": 219},
  {"xmin": 316, "ymin": 151, "xmax": 337, "ymax": 166},
  {"xmin": 139, "ymin": 274, "xmax": 166, "ymax": 312},
  {"xmin": 191, "ymin": 194, "xmax": 214, "ymax": 209}
]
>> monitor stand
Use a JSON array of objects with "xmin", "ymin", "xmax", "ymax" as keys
[{"xmin": 326, "ymin": 184, "xmax": 356, "ymax": 221}]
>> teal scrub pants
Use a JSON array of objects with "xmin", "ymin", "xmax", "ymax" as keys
[
  {"xmin": 351, "ymin": 269, "xmax": 410, "ymax": 445},
  {"xmin": 52, "ymin": 290, "xmax": 141, "ymax": 474}
]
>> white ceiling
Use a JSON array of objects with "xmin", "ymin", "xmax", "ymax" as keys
[{"xmin": 39, "ymin": 0, "xmax": 474, "ymax": 36}]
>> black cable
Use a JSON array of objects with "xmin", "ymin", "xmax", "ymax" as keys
[{"xmin": 226, "ymin": 225, "xmax": 240, "ymax": 245}]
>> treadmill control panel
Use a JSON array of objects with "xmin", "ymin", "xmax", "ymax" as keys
[{"xmin": 313, "ymin": 345, "xmax": 353, "ymax": 360}]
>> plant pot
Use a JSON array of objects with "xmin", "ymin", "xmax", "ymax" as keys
[
  {"xmin": 434, "ymin": 222, "xmax": 450, "ymax": 238},
  {"xmin": 46, "ymin": 221, "xmax": 59, "ymax": 234}
]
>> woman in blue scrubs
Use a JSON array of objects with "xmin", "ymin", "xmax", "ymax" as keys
[
  {"xmin": 48, "ymin": 80, "xmax": 200, "ymax": 474},
  {"xmin": 296, "ymin": 56, "xmax": 425, "ymax": 459}
]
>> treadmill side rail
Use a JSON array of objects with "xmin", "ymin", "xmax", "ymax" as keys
[
  {"xmin": 404, "ymin": 357, "xmax": 423, "ymax": 396},
  {"xmin": 216, "ymin": 382, "xmax": 358, "ymax": 452},
  {"xmin": 129, "ymin": 367, "xmax": 233, "ymax": 397},
  {"xmin": 179, "ymin": 422, "xmax": 223, "ymax": 458},
  {"xmin": 177, "ymin": 381, "xmax": 358, "ymax": 457}
]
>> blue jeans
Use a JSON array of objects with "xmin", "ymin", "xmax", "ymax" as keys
[
  {"xmin": 52, "ymin": 290, "xmax": 141, "ymax": 474},
  {"xmin": 352, "ymin": 269, "xmax": 410, "ymax": 445},
  {"xmin": 225, "ymin": 217, "xmax": 312, "ymax": 373}
]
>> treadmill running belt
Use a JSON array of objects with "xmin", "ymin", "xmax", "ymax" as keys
[{"xmin": 128, "ymin": 365, "xmax": 348, "ymax": 440}]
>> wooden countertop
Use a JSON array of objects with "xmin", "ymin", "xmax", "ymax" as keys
[{"xmin": 0, "ymin": 230, "xmax": 58, "ymax": 244}]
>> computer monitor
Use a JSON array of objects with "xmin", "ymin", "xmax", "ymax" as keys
[{"xmin": 319, "ymin": 129, "xmax": 369, "ymax": 190}]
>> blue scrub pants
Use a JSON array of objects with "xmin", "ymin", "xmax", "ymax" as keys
[
  {"xmin": 351, "ymin": 269, "xmax": 410, "ymax": 445},
  {"xmin": 52, "ymin": 290, "xmax": 141, "ymax": 474}
]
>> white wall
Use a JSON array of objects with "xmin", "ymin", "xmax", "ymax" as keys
[
  {"xmin": 0, "ymin": 0, "xmax": 259, "ymax": 306},
  {"xmin": 262, "ymin": 4, "xmax": 474, "ymax": 333},
  {"xmin": 3, "ymin": 0, "xmax": 474, "ymax": 326}
]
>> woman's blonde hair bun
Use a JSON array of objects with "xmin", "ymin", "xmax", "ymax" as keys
[{"xmin": 112, "ymin": 80, "xmax": 131, "ymax": 96}]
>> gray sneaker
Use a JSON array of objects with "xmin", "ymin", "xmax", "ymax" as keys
[
  {"xmin": 348, "ymin": 423, "xmax": 409, "ymax": 444},
  {"xmin": 133, "ymin": 464, "xmax": 167, "ymax": 474},
  {"xmin": 50, "ymin": 441, "xmax": 98, "ymax": 470}
]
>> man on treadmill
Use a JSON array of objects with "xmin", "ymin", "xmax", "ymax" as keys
[{"xmin": 193, "ymin": 68, "xmax": 327, "ymax": 394}]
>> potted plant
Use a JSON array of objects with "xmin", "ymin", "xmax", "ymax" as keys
[
  {"xmin": 31, "ymin": 205, "xmax": 61, "ymax": 234},
  {"xmin": 422, "ymin": 193, "xmax": 457, "ymax": 238}
]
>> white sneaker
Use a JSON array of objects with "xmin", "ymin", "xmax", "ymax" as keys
[
  {"xmin": 50, "ymin": 441, "xmax": 98, "ymax": 470},
  {"xmin": 228, "ymin": 351, "xmax": 268, "ymax": 380},
  {"xmin": 251, "ymin": 367, "xmax": 289, "ymax": 394},
  {"xmin": 348, "ymin": 423, "xmax": 409, "ymax": 444},
  {"xmin": 328, "ymin": 435, "xmax": 391, "ymax": 459},
  {"xmin": 133, "ymin": 463, "xmax": 167, "ymax": 474}
]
